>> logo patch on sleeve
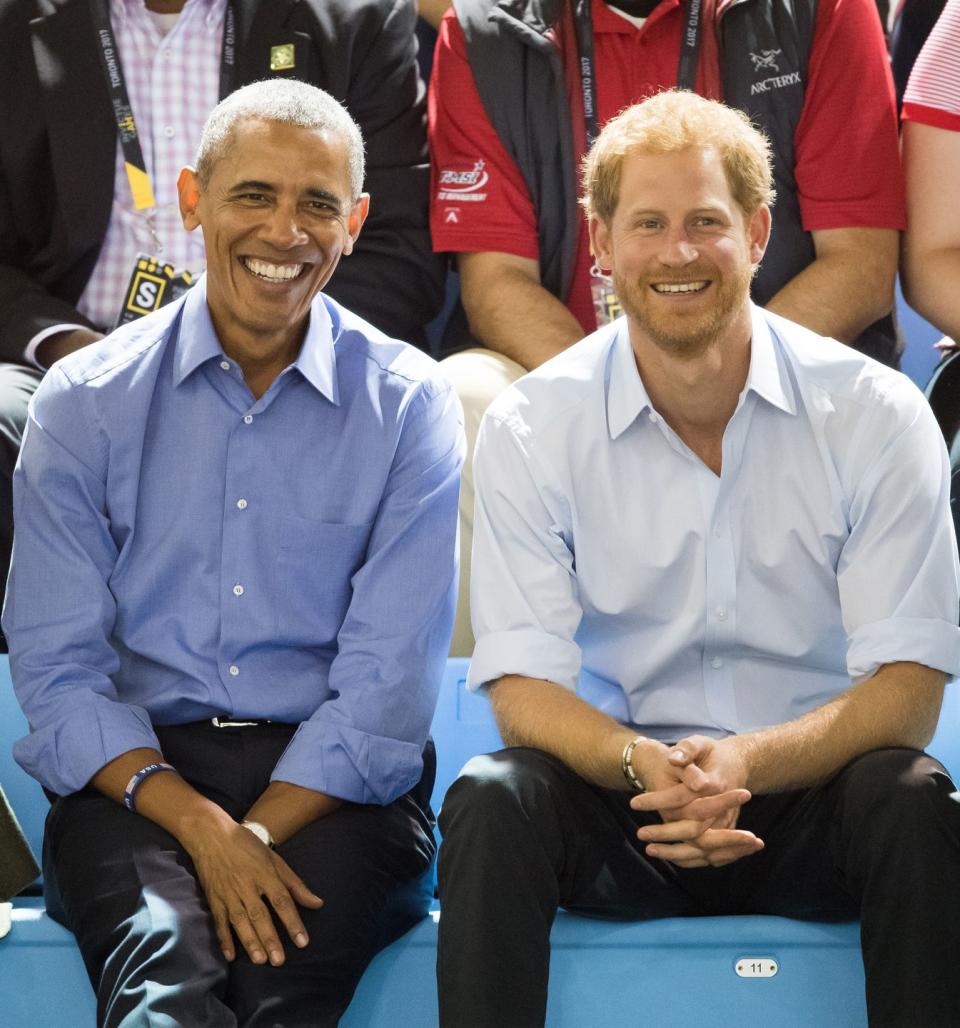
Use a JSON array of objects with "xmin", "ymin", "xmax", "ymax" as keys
[{"xmin": 436, "ymin": 160, "xmax": 489, "ymax": 203}]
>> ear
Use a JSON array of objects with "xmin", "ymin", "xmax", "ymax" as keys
[
  {"xmin": 588, "ymin": 213, "xmax": 614, "ymax": 273},
  {"xmin": 178, "ymin": 167, "xmax": 202, "ymax": 231},
  {"xmin": 748, "ymin": 204, "xmax": 772, "ymax": 265},
  {"xmin": 341, "ymin": 194, "xmax": 370, "ymax": 256}
]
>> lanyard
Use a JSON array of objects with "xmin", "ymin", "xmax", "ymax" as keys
[
  {"xmin": 90, "ymin": 0, "xmax": 236, "ymax": 211},
  {"xmin": 573, "ymin": 0, "xmax": 704, "ymax": 150}
]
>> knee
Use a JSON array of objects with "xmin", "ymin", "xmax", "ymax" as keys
[
  {"xmin": 439, "ymin": 748, "xmax": 563, "ymax": 840},
  {"xmin": 840, "ymin": 748, "xmax": 960, "ymax": 839}
]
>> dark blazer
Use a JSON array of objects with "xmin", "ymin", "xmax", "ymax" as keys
[{"xmin": 0, "ymin": 0, "xmax": 446, "ymax": 361}]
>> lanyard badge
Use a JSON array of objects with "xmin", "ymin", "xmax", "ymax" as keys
[{"xmin": 116, "ymin": 254, "xmax": 195, "ymax": 329}]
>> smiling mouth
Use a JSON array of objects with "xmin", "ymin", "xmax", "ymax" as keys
[
  {"xmin": 241, "ymin": 257, "xmax": 306, "ymax": 282},
  {"xmin": 650, "ymin": 281, "xmax": 710, "ymax": 294}
]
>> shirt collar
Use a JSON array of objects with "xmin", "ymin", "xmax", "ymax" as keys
[
  {"xmin": 173, "ymin": 276, "xmax": 340, "ymax": 405},
  {"xmin": 605, "ymin": 303, "xmax": 796, "ymax": 440},
  {"xmin": 607, "ymin": 320, "xmax": 653, "ymax": 440},
  {"xmin": 743, "ymin": 303, "xmax": 797, "ymax": 416},
  {"xmin": 112, "ymin": 0, "xmax": 223, "ymax": 30}
]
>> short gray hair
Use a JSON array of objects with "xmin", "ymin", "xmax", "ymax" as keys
[{"xmin": 195, "ymin": 79, "xmax": 366, "ymax": 199}]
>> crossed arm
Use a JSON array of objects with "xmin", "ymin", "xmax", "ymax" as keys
[{"xmin": 489, "ymin": 661, "xmax": 945, "ymax": 869}]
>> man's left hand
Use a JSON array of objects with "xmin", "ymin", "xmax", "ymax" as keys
[{"xmin": 631, "ymin": 735, "xmax": 762, "ymax": 868}]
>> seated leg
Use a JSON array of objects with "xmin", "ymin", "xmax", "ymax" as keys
[
  {"xmin": 227, "ymin": 792, "xmax": 435, "ymax": 1028},
  {"xmin": 44, "ymin": 789, "xmax": 233, "ymax": 1028},
  {"xmin": 437, "ymin": 747, "xmax": 692, "ymax": 1028},
  {"xmin": 438, "ymin": 348, "xmax": 525, "ymax": 657}
]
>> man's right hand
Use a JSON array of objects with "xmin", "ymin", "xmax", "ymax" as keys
[
  {"xmin": 35, "ymin": 327, "xmax": 104, "ymax": 369},
  {"xmin": 181, "ymin": 811, "xmax": 324, "ymax": 966}
]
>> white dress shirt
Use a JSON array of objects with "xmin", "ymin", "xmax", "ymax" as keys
[{"xmin": 469, "ymin": 304, "xmax": 960, "ymax": 739}]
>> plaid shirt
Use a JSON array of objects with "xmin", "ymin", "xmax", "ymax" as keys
[{"xmin": 76, "ymin": 0, "xmax": 225, "ymax": 334}]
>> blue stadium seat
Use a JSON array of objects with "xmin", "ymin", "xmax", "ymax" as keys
[{"xmin": 2, "ymin": 656, "xmax": 957, "ymax": 1027}]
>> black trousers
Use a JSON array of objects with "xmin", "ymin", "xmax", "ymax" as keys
[
  {"xmin": 437, "ymin": 746, "xmax": 960, "ymax": 1028},
  {"xmin": 0, "ymin": 361, "xmax": 42, "ymax": 648},
  {"xmin": 44, "ymin": 721, "xmax": 437, "ymax": 1028}
]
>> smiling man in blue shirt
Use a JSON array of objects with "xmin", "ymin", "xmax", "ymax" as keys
[
  {"xmin": 5, "ymin": 80, "xmax": 463, "ymax": 1027},
  {"xmin": 437, "ymin": 91, "xmax": 960, "ymax": 1028}
]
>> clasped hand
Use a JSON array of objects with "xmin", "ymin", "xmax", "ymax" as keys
[
  {"xmin": 185, "ymin": 815, "xmax": 323, "ymax": 967},
  {"xmin": 630, "ymin": 735, "xmax": 763, "ymax": 869}
]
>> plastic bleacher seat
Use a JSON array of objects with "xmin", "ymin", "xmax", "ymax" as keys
[
  {"xmin": 3, "ymin": 656, "xmax": 958, "ymax": 1027},
  {"xmin": 345, "ymin": 660, "xmax": 960, "ymax": 1027}
]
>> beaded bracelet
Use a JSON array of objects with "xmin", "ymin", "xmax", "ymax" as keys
[
  {"xmin": 123, "ymin": 762, "xmax": 176, "ymax": 812},
  {"xmin": 621, "ymin": 737, "xmax": 646, "ymax": 793}
]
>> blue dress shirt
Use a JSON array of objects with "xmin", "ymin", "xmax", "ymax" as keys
[
  {"xmin": 6, "ymin": 278, "xmax": 464, "ymax": 800},
  {"xmin": 469, "ymin": 305, "xmax": 960, "ymax": 737}
]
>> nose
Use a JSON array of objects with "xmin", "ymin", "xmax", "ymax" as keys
[
  {"xmin": 260, "ymin": 201, "xmax": 308, "ymax": 250},
  {"xmin": 658, "ymin": 226, "xmax": 699, "ymax": 267}
]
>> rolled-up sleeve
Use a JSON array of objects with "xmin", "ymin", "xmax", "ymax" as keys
[
  {"xmin": 4, "ymin": 369, "xmax": 161, "ymax": 795},
  {"xmin": 839, "ymin": 385, "xmax": 960, "ymax": 682},
  {"xmin": 270, "ymin": 376, "xmax": 465, "ymax": 804},
  {"xmin": 468, "ymin": 407, "xmax": 583, "ymax": 692}
]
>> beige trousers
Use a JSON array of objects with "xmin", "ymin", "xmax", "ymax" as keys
[{"xmin": 439, "ymin": 348, "xmax": 526, "ymax": 657}]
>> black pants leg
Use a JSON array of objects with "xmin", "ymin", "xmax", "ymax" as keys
[
  {"xmin": 436, "ymin": 747, "xmax": 698, "ymax": 1027},
  {"xmin": 0, "ymin": 361, "xmax": 42, "ymax": 646},
  {"xmin": 739, "ymin": 749, "xmax": 960, "ymax": 1028},
  {"xmin": 437, "ymin": 746, "xmax": 960, "ymax": 1028},
  {"xmin": 45, "ymin": 723, "xmax": 436, "ymax": 1028}
]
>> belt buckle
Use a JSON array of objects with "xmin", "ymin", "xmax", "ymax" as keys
[{"xmin": 211, "ymin": 716, "xmax": 264, "ymax": 728}]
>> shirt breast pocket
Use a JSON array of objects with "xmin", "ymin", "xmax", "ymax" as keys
[{"xmin": 274, "ymin": 516, "xmax": 373, "ymax": 644}]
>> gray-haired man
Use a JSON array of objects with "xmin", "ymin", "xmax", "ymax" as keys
[{"xmin": 6, "ymin": 80, "xmax": 463, "ymax": 1026}]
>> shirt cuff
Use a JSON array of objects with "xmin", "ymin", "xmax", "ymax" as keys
[
  {"xmin": 468, "ymin": 628, "xmax": 581, "ymax": 692},
  {"xmin": 24, "ymin": 324, "xmax": 90, "ymax": 370},
  {"xmin": 847, "ymin": 617, "xmax": 960, "ymax": 683},
  {"xmin": 902, "ymin": 102, "xmax": 960, "ymax": 133},
  {"xmin": 270, "ymin": 720, "xmax": 424, "ymax": 805},
  {"xmin": 13, "ymin": 698, "xmax": 159, "ymax": 796}
]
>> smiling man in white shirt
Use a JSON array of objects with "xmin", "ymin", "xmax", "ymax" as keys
[{"xmin": 436, "ymin": 90, "xmax": 960, "ymax": 1028}]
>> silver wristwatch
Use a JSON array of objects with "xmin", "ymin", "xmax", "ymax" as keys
[{"xmin": 241, "ymin": 819, "xmax": 275, "ymax": 848}]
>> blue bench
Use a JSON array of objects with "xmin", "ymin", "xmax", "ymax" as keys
[{"xmin": 2, "ymin": 657, "xmax": 958, "ymax": 1027}]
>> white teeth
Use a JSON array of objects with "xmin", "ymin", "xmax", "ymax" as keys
[
  {"xmin": 652, "ymin": 281, "xmax": 708, "ymax": 294},
  {"xmin": 244, "ymin": 258, "xmax": 304, "ymax": 281}
]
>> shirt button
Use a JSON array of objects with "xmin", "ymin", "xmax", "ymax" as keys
[
  {"xmin": 236, "ymin": 498, "xmax": 248, "ymax": 510},
  {"xmin": 220, "ymin": 360, "xmax": 230, "ymax": 371},
  {"xmin": 229, "ymin": 664, "xmax": 240, "ymax": 676},
  {"xmin": 716, "ymin": 607, "xmax": 727, "ymax": 620},
  {"xmin": 714, "ymin": 526, "xmax": 722, "ymax": 538},
  {"xmin": 711, "ymin": 657, "xmax": 723, "ymax": 670},
  {"xmin": 648, "ymin": 412, "xmax": 658, "ymax": 423},
  {"xmin": 233, "ymin": 584, "xmax": 244, "ymax": 596},
  {"xmin": 243, "ymin": 414, "xmax": 253, "ymax": 425},
  {"xmin": 163, "ymin": 125, "xmax": 175, "ymax": 138},
  {"xmin": 162, "ymin": 48, "xmax": 172, "ymax": 59}
]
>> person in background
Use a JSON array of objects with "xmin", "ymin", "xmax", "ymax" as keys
[
  {"xmin": 428, "ymin": 0, "xmax": 905, "ymax": 655},
  {"xmin": 436, "ymin": 90, "xmax": 960, "ymax": 1028},
  {"xmin": 0, "ymin": 0, "xmax": 445, "ymax": 644},
  {"xmin": 5, "ymin": 80, "xmax": 463, "ymax": 1027},
  {"xmin": 901, "ymin": 0, "xmax": 960, "ymax": 547}
]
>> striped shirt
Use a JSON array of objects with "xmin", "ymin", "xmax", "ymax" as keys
[
  {"xmin": 902, "ymin": 0, "xmax": 960, "ymax": 131},
  {"xmin": 29, "ymin": 0, "xmax": 225, "ymax": 362}
]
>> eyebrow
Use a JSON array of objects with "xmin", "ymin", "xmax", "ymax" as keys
[{"xmin": 227, "ymin": 181, "xmax": 345, "ymax": 208}]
